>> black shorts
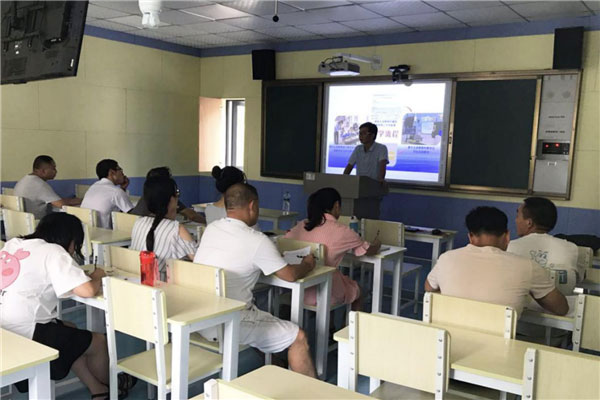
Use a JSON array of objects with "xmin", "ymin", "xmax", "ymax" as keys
[{"xmin": 15, "ymin": 320, "xmax": 92, "ymax": 393}]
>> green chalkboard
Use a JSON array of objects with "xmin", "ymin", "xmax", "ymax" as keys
[
  {"xmin": 450, "ymin": 79, "xmax": 538, "ymax": 190},
  {"xmin": 262, "ymin": 83, "xmax": 322, "ymax": 179}
]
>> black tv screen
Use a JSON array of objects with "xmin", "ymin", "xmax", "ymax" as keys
[{"xmin": 1, "ymin": 1, "xmax": 88, "ymax": 85}]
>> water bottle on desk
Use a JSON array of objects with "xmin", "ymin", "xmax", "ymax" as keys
[
  {"xmin": 349, "ymin": 216, "xmax": 359, "ymax": 234},
  {"xmin": 282, "ymin": 191, "xmax": 291, "ymax": 215},
  {"xmin": 139, "ymin": 251, "xmax": 158, "ymax": 287}
]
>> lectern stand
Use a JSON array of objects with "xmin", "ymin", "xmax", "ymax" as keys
[{"xmin": 303, "ymin": 172, "xmax": 388, "ymax": 220}]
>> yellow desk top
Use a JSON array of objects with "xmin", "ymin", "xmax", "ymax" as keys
[
  {"xmin": 88, "ymin": 226, "xmax": 132, "ymax": 244},
  {"xmin": 262, "ymin": 265, "xmax": 335, "ymax": 285},
  {"xmin": 191, "ymin": 204, "xmax": 298, "ymax": 219},
  {"xmin": 357, "ymin": 245, "xmax": 407, "ymax": 259},
  {"xmin": 217, "ymin": 365, "xmax": 372, "ymax": 399},
  {"xmin": 1, "ymin": 328, "xmax": 58, "ymax": 376}
]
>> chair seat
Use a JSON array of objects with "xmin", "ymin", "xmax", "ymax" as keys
[
  {"xmin": 117, "ymin": 343, "xmax": 222, "ymax": 387},
  {"xmin": 371, "ymin": 381, "xmax": 500, "ymax": 400},
  {"xmin": 189, "ymin": 332, "xmax": 249, "ymax": 353}
]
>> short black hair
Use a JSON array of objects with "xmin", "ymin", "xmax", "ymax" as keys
[
  {"xmin": 211, "ymin": 166, "xmax": 246, "ymax": 194},
  {"xmin": 359, "ymin": 122, "xmax": 378, "ymax": 139},
  {"xmin": 33, "ymin": 155, "xmax": 54, "ymax": 170},
  {"xmin": 147, "ymin": 166, "xmax": 171, "ymax": 179},
  {"xmin": 465, "ymin": 206, "xmax": 508, "ymax": 237},
  {"xmin": 225, "ymin": 183, "xmax": 258, "ymax": 209},
  {"xmin": 96, "ymin": 159, "xmax": 119, "ymax": 179},
  {"xmin": 522, "ymin": 197, "xmax": 557, "ymax": 232},
  {"xmin": 23, "ymin": 213, "xmax": 84, "ymax": 258}
]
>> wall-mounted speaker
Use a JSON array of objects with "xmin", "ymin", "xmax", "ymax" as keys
[
  {"xmin": 553, "ymin": 27, "xmax": 584, "ymax": 70},
  {"xmin": 252, "ymin": 49, "xmax": 276, "ymax": 80}
]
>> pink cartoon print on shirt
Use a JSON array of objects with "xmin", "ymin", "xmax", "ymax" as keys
[{"xmin": 1, "ymin": 249, "xmax": 30, "ymax": 292}]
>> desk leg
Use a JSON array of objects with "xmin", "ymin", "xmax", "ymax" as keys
[
  {"xmin": 222, "ymin": 312, "xmax": 240, "ymax": 381},
  {"xmin": 171, "ymin": 325, "xmax": 191, "ymax": 400},
  {"xmin": 29, "ymin": 363, "xmax": 52, "ymax": 400},
  {"xmin": 290, "ymin": 287, "xmax": 305, "ymax": 328},
  {"xmin": 371, "ymin": 260, "xmax": 383, "ymax": 313},
  {"xmin": 272, "ymin": 218, "xmax": 279, "ymax": 232},
  {"xmin": 337, "ymin": 341, "xmax": 349, "ymax": 389},
  {"xmin": 86, "ymin": 305, "xmax": 105, "ymax": 333},
  {"xmin": 315, "ymin": 276, "xmax": 332, "ymax": 380},
  {"xmin": 446, "ymin": 237, "xmax": 454, "ymax": 251},
  {"xmin": 391, "ymin": 256, "xmax": 403, "ymax": 316},
  {"xmin": 431, "ymin": 241, "xmax": 441, "ymax": 268}
]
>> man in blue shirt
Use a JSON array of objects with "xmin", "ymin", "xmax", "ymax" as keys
[{"xmin": 343, "ymin": 122, "xmax": 389, "ymax": 182}]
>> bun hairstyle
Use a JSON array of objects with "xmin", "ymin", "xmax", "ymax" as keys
[
  {"xmin": 211, "ymin": 165, "xmax": 246, "ymax": 194},
  {"xmin": 144, "ymin": 176, "xmax": 178, "ymax": 252},
  {"xmin": 304, "ymin": 187, "xmax": 342, "ymax": 231}
]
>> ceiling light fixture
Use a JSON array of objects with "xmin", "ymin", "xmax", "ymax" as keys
[{"xmin": 318, "ymin": 53, "xmax": 381, "ymax": 77}]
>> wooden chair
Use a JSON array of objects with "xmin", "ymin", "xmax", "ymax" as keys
[
  {"xmin": 348, "ymin": 311, "xmax": 450, "ymax": 399},
  {"xmin": 204, "ymin": 379, "xmax": 270, "ymax": 400},
  {"xmin": 63, "ymin": 206, "xmax": 98, "ymax": 227},
  {"xmin": 103, "ymin": 245, "xmax": 141, "ymax": 275},
  {"xmin": 0, "ymin": 194, "xmax": 24, "ymax": 211},
  {"xmin": 2, "ymin": 209, "xmax": 35, "ymax": 240},
  {"xmin": 572, "ymin": 294, "xmax": 600, "ymax": 352},
  {"xmin": 522, "ymin": 346, "xmax": 600, "ymax": 399},
  {"xmin": 102, "ymin": 277, "xmax": 222, "ymax": 399},
  {"xmin": 1, "ymin": 187, "xmax": 15, "ymax": 195},
  {"xmin": 423, "ymin": 292, "xmax": 517, "ymax": 338},
  {"xmin": 362, "ymin": 218, "xmax": 422, "ymax": 314},
  {"xmin": 111, "ymin": 212, "xmax": 139, "ymax": 235},
  {"xmin": 75, "ymin": 184, "xmax": 91, "ymax": 199}
]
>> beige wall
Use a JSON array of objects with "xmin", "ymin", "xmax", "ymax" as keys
[{"xmin": 1, "ymin": 31, "xmax": 598, "ymax": 210}]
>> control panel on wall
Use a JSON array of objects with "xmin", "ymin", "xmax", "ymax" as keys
[{"xmin": 533, "ymin": 74, "xmax": 579, "ymax": 196}]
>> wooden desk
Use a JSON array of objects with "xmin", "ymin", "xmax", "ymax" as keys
[
  {"xmin": 193, "ymin": 203, "xmax": 299, "ymax": 231},
  {"xmin": 71, "ymin": 272, "xmax": 246, "ymax": 399},
  {"xmin": 258, "ymin": 266, "xmax": 334, "ymax": 380},
  {"xmin": 1, "ymin": 328, "xmax": 58, "ymax": 399},
  {"xmin": 199, "ymin": 365, "xmax": 371, "ymax": 399},
  {"xmin": 404, "ymin": 226, "xmax": 456, "ymax": 267},
  {"xmin": 88, "ymin": 226, "xmax": 132, "ymax": 265}
]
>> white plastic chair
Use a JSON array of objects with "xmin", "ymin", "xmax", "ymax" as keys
[
  {"xmin": 2, "ymin": 209, "xmax": 35, "ymax": 240},
  {"xmin": 111, "ymin": 212, "xmax": 140, "ymax": 235},
  {"xmin": 0, "ymin": 194, "xmax": 24, "ymax": 211},
  {"xmin": 64, "ymin": 206, "xmax": 98, "ymax": 227}
]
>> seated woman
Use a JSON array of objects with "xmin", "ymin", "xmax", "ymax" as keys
[
  {"xmin": 0, "ymin": 213, "xmax": 133, "ymax": 399},
  {"xmin": 285, "ymin": 187, "xmax": 381, "ymax": 309},
  {"xmin": 130, "ymin": 176, "xmax": 197, "ymax": 281},
  {"xmin": 129, "ymin": 166, "xmax": 206, "ymax": 224},
  {"xmin": 205, "ymin": 165, "xmax": 246, "ymax": 224}
]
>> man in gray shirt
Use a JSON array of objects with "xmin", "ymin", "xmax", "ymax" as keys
[
  {"xmin": 14, "ymin": 155, "xmax": 81, "ymax": 219},
  {"xmin": 343, "ymin": 122, "xmax": 389, "ymax": 181}
]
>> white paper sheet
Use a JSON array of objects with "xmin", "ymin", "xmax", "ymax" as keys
[{"xmin": 283, "ymin": 246, "xmax": 311, "ymax": 265}]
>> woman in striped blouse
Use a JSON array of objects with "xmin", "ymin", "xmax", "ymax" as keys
[{"xmin": 130, "ymin": 176, "xmax": 197, "ymax": 281}]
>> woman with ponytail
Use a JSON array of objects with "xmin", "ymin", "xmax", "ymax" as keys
[
  {"xmin": 130, "ymin": 177, "xmax": 197, "ymax": 281},
  {"xmin": 285, "ymin": 187, "xmax": 381, "ymax": 309},
  {"xmin": 205, "ymin": 165, "xmax": 246, "ymax": 224}
]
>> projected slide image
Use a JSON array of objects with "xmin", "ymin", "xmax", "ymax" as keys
[
  {"xmin": 402, "ymin": 113, "xmax": 444, "ymax": 146},
  {"xmin": 333, "ymin": 115, "xmax": 360, "ymax": 145}
]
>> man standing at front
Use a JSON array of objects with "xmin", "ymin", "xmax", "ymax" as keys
[
  {"xmin": 194, "ymin": 183, "xmax": 317, "ymax": 378},
  {"xmin": 343, "ymin": 122, "xmax": 389, "ymax": 182}
]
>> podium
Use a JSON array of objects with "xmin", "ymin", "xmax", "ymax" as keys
[{"xmin": 303, "ymin": 172, "xmax": 388, "ymax": 220}]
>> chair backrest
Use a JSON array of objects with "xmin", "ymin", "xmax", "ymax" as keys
[
  {"xmin": 585, "ymin": 268, "xmax": 600, "ymax": 284},
  {"xmin": 75, "ymin": 184, "xmax": 91, "ymax": 199},
  {"xmin": 575, "ymin": 294, "xmax": 600, "ymax": 352},
  {"xmin": 523, "ymin": 347, "xmax": 600, "ymax": 400},
  {"xmin": 64, "ymin": 206, "xmax": 98, "ymax": 227},
  {"xmin": 0, "ymin": 240, "xmax": 5, "ymax": 250},
  {"xmin": 577, "ymin": 246, "xmax": 593, "ymax": 272},
  {"xmin": 2, "ymin": 209, "xmax": 36, "ymax": 240},
  {"xmin": 0, "ymin": 194, "xmax": 24, "ymax": 211},
  {"xmin": 129, "ymin": 195, "xmax": 141, "ymax": 206},
  {"xmin": 111, "ymin": 212, "xmax": 139, "ymax": 234},
  {"xmin": 423, "ymin": 292, "xmax": 516, "ymax": 339},
  {"xmin": 338, "ymin": 215, "xmax": 352, "ymax": 227},
  {"xmin": 349, "ymin": 311, "xmax": 449, "ymax": 397},
  {"xmin": 204, "ymin": 379, "xmax": 272, "ymax": 400},
  {"xmin": 169, "ymin": 259, "xmax": 225, "ymax": 296},
  {"xmin": 103, "ymin": 276, "xmax": 167, "ymax": 343},
  {"xmin": 1, "ymin": 187, "xmax": 15, "ymax": 195},
  {"xmin": 361, "ymin": 218, "xmax": 404, "ymax": 246},
  {"xmin": 103, "ymin": 246, "xmax": 141, "ymax": 275},
  {"xmin": 276, "ymin": 237, "xmax": 325, "ymax": 262}
]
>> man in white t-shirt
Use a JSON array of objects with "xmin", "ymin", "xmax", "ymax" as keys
[
  {"xmin": 14, "ymin": 155, "xmax": 82, "ymax": 219},
  {"xmin": 343, "ymin": 122, "xmax": 389, "ymax": 182},
  {"xmin": 81, "ymin": 159, "xmax": 134, "ymax": 228},
  {"xmin": 507, "ymin": 197, "xmax": 581, "ymax": 295},
  {"xmin": 425, "ymin": 206, "xmax": 568, "ymax": 316},
  {"xmin": 194, "ymin": 183, "xmax": 317, "ymax": 377}
]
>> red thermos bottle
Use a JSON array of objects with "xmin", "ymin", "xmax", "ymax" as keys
[{"xmin": 139, "ymin": 251, "xmax": 157, "ymax": 287}]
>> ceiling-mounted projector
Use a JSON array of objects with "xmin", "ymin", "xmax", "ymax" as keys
[
  {"xmin": 318, "ymin": 53, "xmax": 381, "ymax": 77},
  {"xmin": 139, "ymin": 0, "xmax": 162, "ymax": 28}
]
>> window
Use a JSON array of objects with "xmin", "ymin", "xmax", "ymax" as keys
[{"xmin": 225, "ymin": 100, "xmax": 245, "ymax": 168}]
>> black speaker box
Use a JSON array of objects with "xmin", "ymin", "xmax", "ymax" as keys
[
  {"xmin": 252, "ymin": 49, "xmax": 276, "ymax": 80},
  {"xmin": 553, "ymin": 27, "xmax": 584, "ymax": 70}
]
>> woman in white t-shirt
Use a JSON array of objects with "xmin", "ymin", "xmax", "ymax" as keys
[
  {"xmin": 130, "ymin": 177, "xmax": 197, "ymax": 281},
  {"xmin": 205, "ymin": 165, "xmax": 246, "ymax": 224},
  {"xmin": 0, "ymin": 213, "xmax": 125, "ymax": 399}
]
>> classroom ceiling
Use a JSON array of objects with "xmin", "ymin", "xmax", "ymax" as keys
[{"xmin": 86, "ymin": 1, "xmax": 600, "ymax": 49}]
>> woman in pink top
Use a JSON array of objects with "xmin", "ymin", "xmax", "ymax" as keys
[{"xmin": 285, "ymin": 187, "xmax": 381, "ymax": 309}]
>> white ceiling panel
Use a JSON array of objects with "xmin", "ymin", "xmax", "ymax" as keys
[
  {"xmin": 224, "ymin": 16, "xmax": 287, "ymax": 29},
  {"xmin": 392, "ymin": 12, "xmax": 465, "ymax": 29},
  {"xmin": 584, "ymin": 1, "xmax": 600, "ymax": 11},
  {"xmin": 150, "ymin": 24, "xmax": 201, "ymax": 36},
  {"xmin": 218, "ymin": 30, "xmax": 278, "ymax": 42},
  {"xmin": 308, "ymin": 4, "xmax": 381, "ymax": 21},
  {"xmin": 87, "ymin": 4, "xmax": 129, "ymax": 19},
  {"xmin": 160, "ymin": 9, "xmax": 211, "ymax": 24},
  {"xmin": 426, "ymin": 1, "xmax": 503, "ymax": 12},
  {"xmin": 86, "ymin": 19, "xmax": 139, "ymax": 32},
  {"xmin": 193, "ymin": 33, "xmax": 247, "ymax": 45},
  {"xmin": 448, "ymin": 6, "xmax": 525, "ymax": 25},
  {"xmin": 361, "ymin": 1, "xmax": 439, "ymax": 16},
  {"xmin": 298, "ymin": 21, "xmax": 362, "ymax": 35},
  {"xmin": 283, "ymin": 1, "xmax": 353, "ymax": 10},
  {"xmin": 108, "ymin": 15, "xmax": 170, "ymax": 28},
  {"xmin": 274, "ymin": 10, "xmax": 333, "ymax": 24},
  {"xmin": 255, "ymin": 25, "xmax": 323, "ymax": 39},
  {"xmin": 509, "ymin": 1, "xmax": 590, "ymax": 19},
  {"xmin": 341, "ymin": 17, "xmax": 412, "ymax": 33},
  {"xmin": 226, "ymin": 0, "xmax": 299, "ymax": 15},
  {"xmin": 185, "ymin": 20, "xmax": 246, "ymax": 33},
  {"xmin": 182, "ymin": 4, "xmax": 253, "ymax": 19},
  {"xmin": 92, "ymin": 0, "xmax": 141, "ymax": 14},
  {"xmin": 163, "ymin": 0, "xmax": 215, "ymax": 9}
]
